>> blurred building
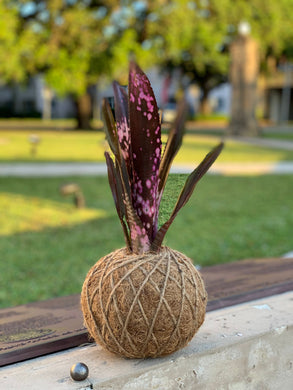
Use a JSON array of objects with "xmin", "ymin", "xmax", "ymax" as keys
[
  {"xmin": 0, "ymin": 77, "xmax": 41, "ymax": 118},
  {"xmin": 208, "ymin": 84, "xmax": 231, "ymax": 115},
  {"xmin": 0, "ymin": 76, "xmax": 75, "ymax": 119},
  {"xmin": 5, "ymin": 69, "xmax": 282, "ymax": 122},
  {"xmin": 0, "ymin": 67, "xmax": 234, "ymax": 121},
  {"xmin": 260, "ymin": 62, "xmax": 293, "ymax": 123}
]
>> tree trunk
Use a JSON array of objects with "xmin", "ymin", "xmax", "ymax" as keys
[
  {"xmin": 199, "ymin": 88, "xmax": 211, "ymax": 115},
  {"xmin": 42, "ymin": 85, "xmax": 53, "ymax": 120},
  {"xmin": 75, "ymin": 93, "xmax": 92, "ymax": 130}
]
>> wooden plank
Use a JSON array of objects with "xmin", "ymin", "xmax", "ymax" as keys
[
  {"xmin": 0, "ymin": 295, "xmax": 87, "ymax": 367},
  {"xmin": 202, "ymin": 257, "xmax": 293, "ymax": 310},
  {"xmin": 0, "ymin": 257, "xmax": 292, "ymax": 367}
]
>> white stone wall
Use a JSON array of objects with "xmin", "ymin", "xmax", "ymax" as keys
[{"xmin": 1, "ymin": 292, "xmax": 292, "ymax": 389}]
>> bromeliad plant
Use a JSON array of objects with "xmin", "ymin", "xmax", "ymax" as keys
[{"xmin": 81, "ymin": 62, "xmax": 223, "ymax": 359}]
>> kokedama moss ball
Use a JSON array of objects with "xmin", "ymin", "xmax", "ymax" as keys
[
  {"xmin": 80, "ymin": 62, "xmax": 222, "ymax": 359},
  {"xmin": 81, "ymin": 247, "xmax": 207, "ymax": 358}
]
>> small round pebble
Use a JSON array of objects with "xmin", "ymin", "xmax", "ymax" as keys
[{"xmin": 70, "ymin": 362, "xmax": 89, "ymax": 381}]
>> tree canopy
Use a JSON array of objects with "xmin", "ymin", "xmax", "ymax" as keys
[
  {"xmin": 1, "ymin": 0, "xmax": 293, "ymax": 123},
  {"xmin": 0, "ymin": 1, "xmax": 39, "ymax": 83},
  {"xmin": 145, "ymin": 0, "xmax": 293, "ymax": 112}
]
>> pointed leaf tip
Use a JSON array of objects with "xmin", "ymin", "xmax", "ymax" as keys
[
  {"xmin": 159, "ymin": 98, "xmax": 188, "ymax": 194},
  {"xmin": 102, "ymin": 98, "xmax": 119, "ymax": 159}
]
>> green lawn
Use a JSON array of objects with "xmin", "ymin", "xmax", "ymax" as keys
[
  {"xmin": 1, "ymin": 122, "xmax": 292, "ymax": 308},
  {"xmin": 1, "ymin": 129, "xmax": 293, "ymax": 163},
  {"xmin": 1, "ymin": 174, "xmax": 292, "ymax": 308},
  {"xmin": 261, "ymin": 131, "xmax": 293, "ymax": 141}
]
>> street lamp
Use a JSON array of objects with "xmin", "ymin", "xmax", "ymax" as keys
[{"xmin": 238, "ymin": 21, "xmax": 251, "ymax": 37}]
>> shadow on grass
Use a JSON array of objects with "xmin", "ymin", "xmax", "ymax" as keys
[
  {"xmin": 0, "ymin": 215, "xmax": 125, "ymax": 309},
  {"xmin": 0, "ymin": 175, "xmax": 123, "ymax": 308}
]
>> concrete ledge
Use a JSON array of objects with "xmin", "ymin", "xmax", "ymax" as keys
[{"xmin": 1, "ymin": 292, "xmax": 292, "ymax": 389}]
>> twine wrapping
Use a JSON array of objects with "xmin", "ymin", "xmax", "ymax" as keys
[{"xmin": 81, "ymin": 247, "xmax": 207, "ymax": 358}]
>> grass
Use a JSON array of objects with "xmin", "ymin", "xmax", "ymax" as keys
[
  {"xmin": 1, "ymin": 129, "xmax": 293, "ymax": 163},
  {"xmin": 1, "ymin": 174, "xmax": 292, "ymax": 308},
  {"xmin": 176, "ymin": 134, "xmax": 293, "ymax": 163},
  {"xmin": 0, "ymin": 130, "xmax": 108, "ymax": 162},
  {"xmin": 0, "ymin": 121, "xmax": 292, "ymax": 308},
  {"xmin": 261, "ymin": 131, "xmax": 293, "ymax": 141}
]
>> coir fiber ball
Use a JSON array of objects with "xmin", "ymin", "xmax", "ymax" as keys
[{"xmin": 81, "ymin": 247, "xmax": 207, "ymax": 358}]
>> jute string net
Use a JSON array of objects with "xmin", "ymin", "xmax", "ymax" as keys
[{"xmin": 81, "ymin": 246, "xmax": 207, "ymax": 358}]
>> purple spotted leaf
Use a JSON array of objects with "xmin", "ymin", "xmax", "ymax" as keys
[
  {"xmin": 103, "ymin": 96, "xmax": 132, "ymax": 206},
  {"xmin": 116, "ymin": 157, "xmax": 152, "ymax": 253},
  {"xmin": 123, "ymin": 190, "xmax": 151, "ymax": 253},
  {"xmin": 107, "ymin": 144, "xmax": 152, "ymax": 253},
  {"xmin": 113, "ymin": 82, "xmax": 132, "ymax": 177},
  {"xmin": 103, "ymin": 93, "xmax": 150, "ymax": 253},
  {"xmin": 105, "ymin": 151, "xmax": 150, "ymax": 253},
  {"xmin": 128, "ymin": 61, "xmax": 161, "ymax": 241},
  {"xmin": 115, "ymin": 157, "xmax": 151, "ymax": 254},
  {"xmin": 151, "ymin": 142, "xmax": 224, "ymax": 250}
]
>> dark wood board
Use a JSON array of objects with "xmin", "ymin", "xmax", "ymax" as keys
[
  {"xmin": 202, "ymin": 257, "xmax": 293, "ymax": 311},
  {"xmin": 0, "ymin": 295, "xmax": 87, "ymax": 367},
  {"xmin": 1, "ymin": 257, "xmax": 292, "ymax": 367}
]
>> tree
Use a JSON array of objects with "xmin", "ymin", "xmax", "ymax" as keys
[
  {"xmin": 15, "ymin": 0, "xmax": 114, "ymax": 128},
  {"xmin": 0, "ymin": 1, "xmax": 39, "ymax": 83},
  {"xmin": 145, "ymin": 0, "xmax": 293, "ymax": 116},
  {"xmin": 5, "ymin": 0, "xmax": 292, "ymax": 126},
  {"xmin": 146, "ymin": 0, "xmax": 231, "ymax": 114},
  {"xmin": 12, "ymin": 1, "xmax": 156, "ymax": 128},
  {"xmin": 0, "ymin": 1, "xmax": 42, "ymax": 117}
]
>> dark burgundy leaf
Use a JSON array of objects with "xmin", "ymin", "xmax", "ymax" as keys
[
  {"xmin": 102, "ymin": 98, "xmax": 120, "ymax": 160},
  {"xmin": 105, "ymin": 152, "xmax": 131, "ymax": 250},
  {"xmin": 118, "ymin": 158, "xmax": 151, "ymax": 253},
  {"xmin": 105, "ymin": 151, "xmax": 150, "ymax": 253},
  {"xmin": 152, "ymin": 142, "xmax": 224, "ymax": 250},
  {"xmin": 128, "ymin": 61, "xmax": 162, "ymax": 241},
  {"xmin": 159, "ymin": 99, "xmax": 187, "ymax": 193}
]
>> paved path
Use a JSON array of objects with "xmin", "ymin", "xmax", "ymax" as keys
[
  {"xmin": 1, "ymin": 161, "xmax": 293, "ymax": 177},
  {"xmin": 1, "ymin": 136, "xmax": 293, "ymax": 176},
  {"xmin": 0, "ymin": 162, "xmax": 108, "ymax": 177}
]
